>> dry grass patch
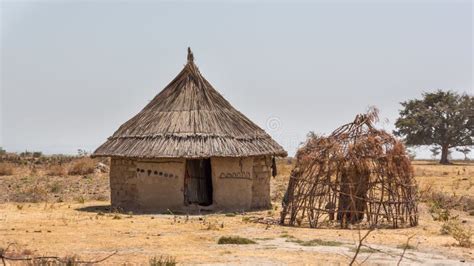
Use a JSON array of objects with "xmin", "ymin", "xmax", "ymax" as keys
[
  {"xmin": 287, "ymin": 238, "xmax": 344, "ymax": 247},
  {"xmin": 424, "ymin": 191, "xmax": 474, "ymax": 219},
  {"xmin": 0, "ymin": 162, "xmax": 15, "ymax": 175},
  {"xmin": 68, "ymin": 158, "xmax": 96, "ymax": 175},
  {"xmin": 46, "ymin": 164, "xmax": 67, "ymax": 176},
  {"xmin": 11, "ymin": 184, "xmax": 49, "ymax": 203}
]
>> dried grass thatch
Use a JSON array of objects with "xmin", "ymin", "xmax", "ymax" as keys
[
  {"xmin": 93, "ymin": 48, "xmax": 287, "ymax": 159},
  {"xmin": 280, "ymin": 108, "xmax": 418, "ymax": 229}
]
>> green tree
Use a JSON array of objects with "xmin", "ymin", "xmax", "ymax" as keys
[
  {"xmin": 394, "ymin": 90, "xmax": 473, "ymax": 164},
  {"xmin": 430, "ymin": 146, "xmax": 441, "ymax": 160},
  {"xmin": 456, "ymin": 146, "xmax": 471, "ymax": 161}
]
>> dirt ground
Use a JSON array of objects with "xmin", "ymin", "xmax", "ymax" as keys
[{"xmin": 0, "ymin": 160, "xmax": 473, "ymax": 265}]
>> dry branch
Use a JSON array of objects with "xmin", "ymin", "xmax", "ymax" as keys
[
  {"xmin": 349, "ymin": 227, "xmax": 374, "ymax": 265},
  {"xmin": 397, "ymin": 234, "xmax": 416, "ymax": 266},
  {"xmin": 0, "ymin": 244, "xmax": 117, "ymax": 266}
]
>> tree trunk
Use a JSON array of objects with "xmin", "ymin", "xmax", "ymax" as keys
[{"xmin": 439, "ymin": 144, "xmax": 450, "ymax": 164}]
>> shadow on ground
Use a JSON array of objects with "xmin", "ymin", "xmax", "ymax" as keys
[
  {"xmin": 75, "ymin": 205, "xmax": 181, "ymax": 215},
  {"xmin": 76, "ymin": 205, "xmax": 115, "ymax": 213},
  {"xmin": 75, "ymin": 204, "xmax": 258, "ymax": 215}
]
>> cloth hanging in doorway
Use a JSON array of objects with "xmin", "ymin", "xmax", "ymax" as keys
[{"xmin": 271, "ymin": 157, "xmax": 277, "ymax": 177}]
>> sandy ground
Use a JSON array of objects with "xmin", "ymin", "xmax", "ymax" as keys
[
  {"xmin": 0, "ymin": 201, "xmax": 472, "ymax": 265},
  {"xmin": 0, "ymin": 160, "xmax": 473, "ymax": 265}
]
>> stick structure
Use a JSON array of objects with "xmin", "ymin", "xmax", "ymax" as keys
[{"xmin": 280, "ymin": 108, "xmax": 418, "ymax": 229}]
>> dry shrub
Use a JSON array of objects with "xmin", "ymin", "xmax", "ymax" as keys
[
  {"xmin": 11, "ymin": 184, "xmax": 48, "ymax": 203},
  {"xmin": 0, "ymin": 162, "xmax": 15, "ymax": 175},
  {"xmin": 149, "ymin": 255, "xmax": 176, "ymax": 266},
  {"xmin": 49, "ymin": 181, "xmax": 63, "ymax": 193},
  {"xmin": 1, "ymin": 245, "xmax": 83, "ymax": 266},
  {"xmin": 46, "ymin": 164, "xmax": 67, "ymax": 176},
  {"xmin": 424, "ymin": 191, "xmax": 474, "ymax": 214},
  {"xmin": 74, "ymin": 195, "xmax": 86, "ymax": 204},
  {"xmin": 429, "ymin": 200, "xmax": 452, "ymax": 222},
  {"xmin": 30, "ymin": 255, "xmax": 81, "ymax": 266},
  {"xmin": 418, "ymin": 184, "xmax": 434, "ymax": 201},
  {"xmin": 441, "ymin": 220, "xmax": 472, "ymax": 248},
  {"xmin": 68, "ymin": 158, "xmax": 96, "ymax": 175},
  {"xmin": 25, "ymin": 185, "xmax": 48, "ymax": 203}
]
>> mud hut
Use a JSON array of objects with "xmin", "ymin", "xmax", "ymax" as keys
[
  {"xmin": 92, "ymin": 48, "xmax": 287, "ymax": 212},
  {"xmin": 280, "ymin": 109, "xmax": 418, "ymax": 229}
]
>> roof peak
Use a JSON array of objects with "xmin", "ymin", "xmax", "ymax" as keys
[{"xmin": 187, "ymin": 47, "xmax": 194, "ymax": 63}]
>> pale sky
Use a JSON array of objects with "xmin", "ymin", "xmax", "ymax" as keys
[{"xmin": 1, "ymin": 0, "xmax": 472, "ymax": 158}]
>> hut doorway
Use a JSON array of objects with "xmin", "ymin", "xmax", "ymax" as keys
[{"xmin": 185, "ymin": 159, "xmax": 213, "ymax": 206}]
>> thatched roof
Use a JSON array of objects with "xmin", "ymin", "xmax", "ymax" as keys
[{"xmin": 93, "ymin": 48, "xmax": 287, "ymax": 159}]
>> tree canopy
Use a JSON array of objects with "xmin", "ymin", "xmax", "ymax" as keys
[{"xmin": 394, "ymin": 90, "xmax": 473, "ymax": 164}]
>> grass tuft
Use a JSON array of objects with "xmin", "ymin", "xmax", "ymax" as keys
[
  {"xmin": 149, "ymin": 255, "xmax": 176, "ymax": 266},
  {"xmin": 397, "ymin": 243, "xmax": 416, "ymax": 250},
  {"xmin": 349, "ymin": 247, "xmax": 377, "ymax": 253},
  {"xmin": 288, "ymin": 238, "xmax": 343, "ymax": 247},
  {"xmin": 217, "ymin": 236, "xmax": 256, "ymax": 245},
  {"xmin": 49, "ymin": 181, "xmax": 62, "ymax": 193}
]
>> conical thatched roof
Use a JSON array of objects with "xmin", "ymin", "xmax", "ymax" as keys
[{"xmin": 93, "ymin": 48, "xmax": 287, "ymax": 159}]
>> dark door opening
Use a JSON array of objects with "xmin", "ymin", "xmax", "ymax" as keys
[{"xmin": 185, "ymin": 159, "xmax": 213, "ymax": 206}]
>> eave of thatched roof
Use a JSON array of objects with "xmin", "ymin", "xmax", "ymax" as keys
[{"xmin": 92, "ymin": 48, "xmax": 287, "ymax": 159}]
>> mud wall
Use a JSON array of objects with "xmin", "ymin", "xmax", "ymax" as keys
[
  {"xmin": 211, "ymin": 157, "xmax": 254, "ymax": 210},
  {"xmin": 251, "ymin": 156, "xmax": 272, "ymax": 209},
  {"xmin": 134, "ymin": 159, "xmax": 185, "ymax": 211},
  {"xmin": 109, "ymin": 158, "xmax": 139, "ymax": 209},
  {"xmin": 110, "ymin": 156, "xmax": 272, "ymax": 212},
  {"xmin": 110, "ymin": 158, "xmax": 185, "ymax": 211}
]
